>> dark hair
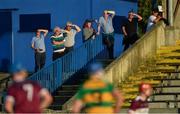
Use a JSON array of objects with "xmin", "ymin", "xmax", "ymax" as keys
[
  {"xmin": 83, "ymin": 19, "xmax": 92, "ymax": 28},
  {"xmin": 153, "ymin": 8, "xmax": 159, "ymax": 13}
]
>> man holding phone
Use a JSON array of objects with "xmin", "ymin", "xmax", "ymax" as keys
[{"xmin": 31, "ymin": 29, "xmax": 48, "ymax": 72}]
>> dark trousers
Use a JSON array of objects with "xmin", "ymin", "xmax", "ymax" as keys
[
  {"xmin": 35, "ymin": 52, "xmax": 46, "ymax": 72},
  {"xmin": 102, "ymin": 32, "xmax": 114, "ymax": 59},
  {"xmin": 53, "ymin": 52, "xmax": 65, "ymax": 61},
  {"xmin": 65, "ymin": 46, "xmax": 74, "ymax": 54},
  {"xmin": 123, "ymin": 33, "xmax": 139, "ymax": 51}
]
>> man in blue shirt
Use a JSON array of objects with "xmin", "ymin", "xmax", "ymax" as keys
[
  {"xmin": 98, "ymin": 10, "xmax": 115, "ymax": 59},
  {"xmin": 31, "ymin": 29, "xmax": 48, "ymax": 72}
]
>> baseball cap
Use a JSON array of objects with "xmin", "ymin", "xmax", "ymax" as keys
[
  {"xmin": 158, "ymin": 5, "xmax": 164, "ymax": 12},
  {"xmin": 66, "ymin": 21, "xmax": 73, "ymax": 26},
  {"xmin": 88, "ymin": 62, "xmax": 103, "ymax": 75},
  {"xmin": 9, "ymin": 63, "xmax": 26, "ymax": 74}
]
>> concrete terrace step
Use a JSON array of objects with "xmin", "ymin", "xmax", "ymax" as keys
[
  {"xmin": 148, "ymin": 101, "xmax": 180, "ymax": 108},
  {"xmin": 55, "ymin": 90, "xmax": 77, "ymax": 96},
  {"xmin": 156, "ymin": 59, "xmax": 180, "ymax": 66},
  {"xmin": 176, "ymin": 40, "xmax": 180, "ymax": 45},
  {"xmin": 161, "ymin": 80, "xmax": 180, "ymax": 86},
  {"xmin": 53, "ymin": 96, "xmax": 72, "ymax": 104},
  {"xmin": 154, "ymin": 86, "xmax": 180, "ymax": 94},
  {"xmin": 157, "ymin": 52, "xmax": 180, "ymax": 59},
  {"xmin": 61, "ymin": 85, "xmax": 80, "ymax": 90},
  {"xmin": 0, "ymin": 73, "xmax": 10, "ymax": 81},
  {"xmin": 151, "ymin": 94, "xmax": 180, "ymax": 101},
  {"xmin": 120, "ymin": 108, "xmax": 179, "ymax": 114},
  {"xmin": 48, "ymin": 105, "xmax": 63, "ymax": 110},
  {"xmin": 151, "ymin": 94, "xmax": 177, "ymax": 101}
]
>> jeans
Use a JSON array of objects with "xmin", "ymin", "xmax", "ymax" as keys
[
  {"xmin": 35, "ymin": 52, "xmax": 46, "ymax": 72},
  {"xmin": 102, "ymin": 32, "xmax": 114, "ymax": 59}
]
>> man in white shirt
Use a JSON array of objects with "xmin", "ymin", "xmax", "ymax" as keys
[
  {"xmin": 64, "ymin": 22, "xmax": 81, "ymax": 54},
  {"xmin": 146, "ymin": 9, "xmax": 162, "ymax": 32}
]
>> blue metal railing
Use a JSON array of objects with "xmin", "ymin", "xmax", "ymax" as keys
[{"xmin": 28, "ymin": 35, "xmax": 105, "ymax": 92}]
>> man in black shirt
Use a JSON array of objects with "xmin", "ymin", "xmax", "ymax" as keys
[{"xmin": 122, "ymin": 11, "xmax": 142, "ymax": 51}]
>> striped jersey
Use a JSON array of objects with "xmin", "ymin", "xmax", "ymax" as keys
[
  {"xmin": 51, "ymin": 34, "xmax": 66, "ymax": 53},
  {"xmin": 76, "ymin": 78, "xmax": 115, "ymax": 113}
]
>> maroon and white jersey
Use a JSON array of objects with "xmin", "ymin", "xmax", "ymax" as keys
[
  {"xmin": 6, "ymin": 80, "xmax": 48, "ymax": 113},
  {"xmin": 129, "ymin": 96, "xmax": 149, "ymax": 114}
]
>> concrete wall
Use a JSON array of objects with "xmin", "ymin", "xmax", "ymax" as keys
[
  {"xmin": 104, "ymin": 21, "xmax": 166, "ymax": 85},
  {"xmin": 0, "ymin": 0, "xmax": 137, "ymax": 72},
  {"xmin": 165, "ymin": 27, "xmax": 180, "ymax": 45},
  {"xmin": 174, "ymin": 1, "xmax": 180, "ymax": 28}
]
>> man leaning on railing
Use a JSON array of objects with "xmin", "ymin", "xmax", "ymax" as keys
[{"xmin": 98, "ymin": 10, "xmax": 116, "ymax": 59}]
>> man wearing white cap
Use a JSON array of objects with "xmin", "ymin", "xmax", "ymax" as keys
[
  {"xmin": 158, "ymin": 5, "xmax": 169, "ymax": 25},
  {"xmin": 64, "ymin": 22, "xmax": 81, "ymax": 54}
]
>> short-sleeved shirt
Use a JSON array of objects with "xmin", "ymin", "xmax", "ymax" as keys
[
  {"xmin": 122, "ymin": 18, "xmax": 138, "ymax": 37},
  {"xmin": 6, "ymin": 80, "xmax": 48, "ymax": 113},
  {"xmin": 76, "ymin": 79, "xmax": 115, "ymax": 113},
  {"xmin": 99, "ymin": 16, "xmax": 114, "ymax": 34},
  {"xmin": 51, "ymin": 34, "xmax": 66, "ymax": 53},
  {"xmin": 129, "ymin": 96, "xmax": 149, "ymax": 114},
  {"xmin": 64, "ymin": 29, "xmax": 77, "ymax": 47},
  {"xmin": 146, "ymin": 15, "xmax": 157, "ymax": 32},
  {"xmin": 83, "ymin": 28, "xmax": 94, "ymax": 41},
  {"xmin": 31, "ymin": 35, "xmax": 46, "ymax": 53}
]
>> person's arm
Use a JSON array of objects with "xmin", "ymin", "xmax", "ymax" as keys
[
  {"xmin": 37, "ymin": 29, "xmax": 49, "ymax": 37},
  {"xmin": 73, "ymin": 24, "xmax": 81, "ymax": 32},
  {"xmin": 97, "ymin": 24, "xmax": 101, "ymax": 35},
  {"xmin": 112, "ymin": 88, "xmax": 124, "ymax": 113},
  {"xmin": 5, "ymin": 88, "xmax": 15, "ymax": 113},
  {"xmin": 97, "ymin": 18, "xmax": 102, "ymax": 35},
  {"xmin": 39, "ymin": 89, "xmax": 53, "ymax": 110},
  {"xmin": 61, "ymin": 29, "xmax": 70, "ymax": 34},
  {"xmin": 107, "ymin": 10, "xmax": 116, "ymax": 18},
  {"xmin": 72, "ymin": 99, "xmax": 83, "ymax": 113},
  {"xmin": 122, "ymin": 26, "xmax": 128, "ymax": 36},
  {"xmin": 52, "ymin": 40, "xmax": 65, "ymax": 45},
  {"xmin": 5, "ymin": 97, "xmax": 14, "ymax": 113},
  {"xmin": 153, "ymin": 16, "xmax": 162, "ymax": 23},
  {"xmin": 31, "ymin": 42, "xmax": 35, "ymax": 49},
  {"xmin": 31, "ymin": 38, "xmax": 37, "ymax": 51},
  {"xmin": 132, "ymin": 13, "xmax": 142, "ymax": 21}
]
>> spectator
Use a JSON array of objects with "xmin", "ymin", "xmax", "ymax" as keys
[
  {"xmin": 82, "ymin": 19, "xmax": 97, "ymax": 42},
  {"xmin": 122, "ymin": 11, "xmax": 142, "ymax": 51},
  {"xmin": 64, "ymin": 22, "xmax": 81, "ymax": 54},
  {"xmin": 51, "ymin": 27, "xmax": 68, "ymax": 61},
  {"xmin": 158, "ymin": 5, "xmax": 169, "ymax": 25},
  {"xmin": 5, "ymin": 63, "xmax": 52, "ymax": 113},
  {"xmin": 128, "ymin": 83, "xmax": 152, "ymax": 114},
  {"xmin": 146, "ymin": 8, "xmax": 162, "ymax": 32},
  {"xmin": 98, "ymin": 10, "xmax": 115, "ymax": 59},
  {"xmin": 72, "ymin": 63, "xmax": 124, "ymax": 113},
  {"xmin": 31, "ymin": 29, "xmax": 48, "ymax": 72}
]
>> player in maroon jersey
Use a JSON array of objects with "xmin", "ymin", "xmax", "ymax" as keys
[
  {"xmin": 128, "ymin": 83, "xmax": 152, "ymax": 114},
  {"xmin": 5, "ymin": 63, "xmax": 53, "ymax": 113}
]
